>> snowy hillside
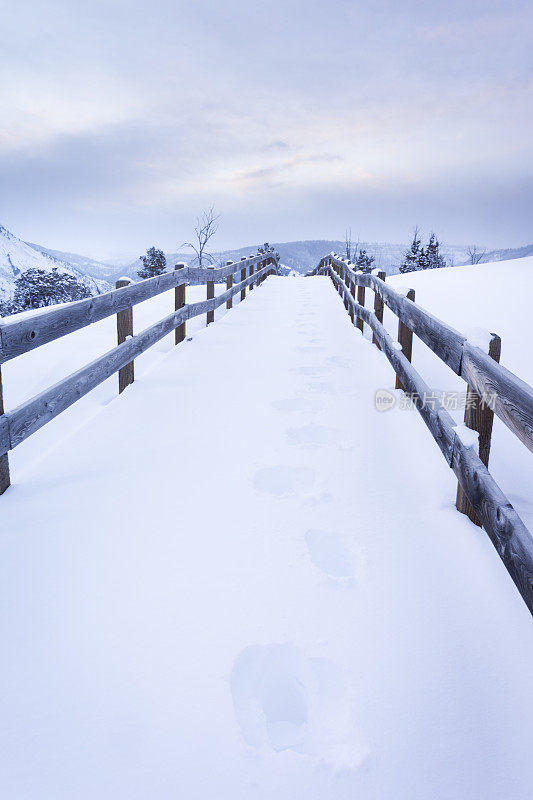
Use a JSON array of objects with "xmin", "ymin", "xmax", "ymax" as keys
[
  {"xmin": 23, "ymin": 237, "xmax": 532, "ymax": 285},
  {"xmin": 0, "ymin": 225, "xmax": 109, "ymax": 302},
  {"xmin": 114, "ymin": 240, "xmax": 474, "ymax": 279},
  {"xmin": 482, "ymin": 242, "xmax": 533, "ymax": 263},
  {"xmin": 27, "ymin": 242, "xmax": 117, "ymax": 283}
]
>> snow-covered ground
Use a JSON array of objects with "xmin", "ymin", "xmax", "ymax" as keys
[{"xmin": 1, "ymin": 263, "xmax": 533, "ymax": 799}]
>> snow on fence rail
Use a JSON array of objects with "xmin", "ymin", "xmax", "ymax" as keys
[
  {"xmin": 0, "ymin": 248, "xmax": 279, "ymax": 492},
  {"xmin": 308, "ymin": 253, "xmax": 533, "ymax": 616}
]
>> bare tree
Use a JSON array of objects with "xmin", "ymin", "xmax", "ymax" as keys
[
  {"xmin": 467, "ymin": 245, "xmax": 486, "ymax": 265},
  {"xmin": 345, "ymin": 228, "xmax": 352, "ymax": 260},
  {"xmin": 181, "ymin": 207, "xmax": 220, "ymax": 267}
]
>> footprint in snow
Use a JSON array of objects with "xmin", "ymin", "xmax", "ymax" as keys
[
  {"xmin": 271, "ymin": 397, "xmax": 319, "ymax": 413},
  {"xmin": 253, "ymin": 466, "xmax": 315, "ymax": 497},
  {"xmin": 305, "ymin": 529, "xmax": 356, "ymax": 578},
  {"xmin": 302, "ymin": 381, "xmax": 336, "ymax": 395},
  {"xmin": 286, "ymin": 423, "xmax": 341, "ymax": 448},
  {"xmin": 291, "ymin": 365, "xmax": 327, "ymax": 377},
  {"xmin": 295, "ymin": 345, "xmax": 323, "ymax": 354},
  {"xmin": 325, "ymin": 355, "xmax": 351, "ymax": 368},
  {"xmin": 304, "ymin": 491, "xmax": 334, "ymax": 506},
  {"xmin": 230, "ymin": 643, "xmax": 367, "ymax": 768}
]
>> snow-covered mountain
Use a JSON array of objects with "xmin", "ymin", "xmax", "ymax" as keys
[
  {"xmin": 482, "ymin": 242, "xmax": 533, "ymax": 262},
  {"xmin": 27, "ymin": 242, "xmax": 118, "ymax": 283},
  {"xmin": 0, "ymin": 225, "xmax": 109, "ymax": 302},
  {"xmin": 4, "ymin": 229, "xmax": 531, "ymax": 298},
  {"xmin": 270, "ymin": 240, "xmax": 474, "ymax": 274},
  {"xmin": 105, "ymin": 240, "xmax": 484, "ymax": 280}
]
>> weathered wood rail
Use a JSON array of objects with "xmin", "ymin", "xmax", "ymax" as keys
[
  {"xmin": 308, "ymin": 253, "xmax": 533, "ymax": 616},
  {"xmin": 0, "ymin": 247, "xmax": 279, "ymax": 490}
]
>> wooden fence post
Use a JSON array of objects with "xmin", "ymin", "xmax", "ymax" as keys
[
  {"xmin": 456, "ymin": 334, "xmax": 502, "ymax": 525},
  {"xmin": 356, "ymin": 283, "xmax": 365, "ymax": 334},
  {"xmin": 349, "ymin": 275, "xmax": 356, "ymax": 324},
  {"xmin": 346, "ymin": 265, "xmax": 354, "ymax": 323},
  {"xmin": 240, "ymin": 258, "xmax": 247, "ymax": 301},
  {"xmin": 174, "ymin": 263, "xmax": 186, "ymax": 344},
  {"xmin": 226, "ymin": 261, "xmax": 234, "ymax": 309},
  {"xmin": 116, "ymin": 278, "xmax": 134, "ymax": 393},
  {"xmin": 207, "ymin": 268, "xmax": 215, "ymax": 325},
  {"xmin": 0, "ymin": 366, "xmax": 10, "ymax": 494},
  {"xmin": 343, "ymin": 267, "xmax": 349, "ymax": 311},
  {"xmin": 372, "ymin": 271, "xmax": 386, "ymax": 349},
  {"xmin": 249, "ymin": 262, "xmax": 255, "ymax": 291},
  {"xmin": 395, "ymin": 288, "xmax": 415, "ymax": 390}
]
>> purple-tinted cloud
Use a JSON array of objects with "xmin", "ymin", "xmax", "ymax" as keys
[{"xmin": 0, "ymin": 0, "xmax": 531, "ymax": 255}]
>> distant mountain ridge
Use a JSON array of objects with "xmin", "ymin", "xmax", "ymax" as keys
[
  {"xmin": 0, "ymin": 225, "xmax": 109, "ymax": 303},
  {"xmin": 57, "ymin": 240, "xmax": 473, "ymax": 281},
  {"xmin": 38, "ymin": 239, "xmax": 529, "ymax": 282},
  {"xmin": 1, "ymin": 227, "xmax": 530, "ymax": 300},
  {"xmin": 28, "ymin": 242, "xmax": 117, "ymax": 282}
]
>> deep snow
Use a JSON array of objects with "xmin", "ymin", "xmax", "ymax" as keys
[{"xmin": 1, "ymin": 265, "xmax": 533, "ymax": 799}]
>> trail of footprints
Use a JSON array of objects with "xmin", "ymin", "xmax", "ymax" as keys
[
  {"xmin": 254, "ymin": 293, "xmax": 358, "ymax": 578},
  {"xmin": 233, "ymin": 290, "xmax": 366, "ymax": 765}
]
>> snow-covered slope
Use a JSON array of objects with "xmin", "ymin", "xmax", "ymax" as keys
[
  {"xmin": 115, "ymin": 240, "xmax": 474, "ymax": 279},
  {"xmin": 390, "ymin": 256, "xmax": 533, "ymax": 382},
  {"xmin": 23, "ymin": 238, "xmax": 532, "ymax": 285},
  {"xmin": 27, "ymin": 242, "xmax": 117, "ymax": 283},
  {"xmin": 0, "ymin": 225, "xmax": 109, "ymax": 302}
]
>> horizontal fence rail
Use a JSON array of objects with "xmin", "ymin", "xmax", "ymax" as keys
[
  {"xmin": 309, "ymin": 255, "xmax": 533, "ymax": 453},
  {"xmin": 309, "ymin": 253, "xmax": 533, "ymax": 616},
  {"xmin": 0, "ymin": 252, "xmax": 273, "ymax": 364},
  {"xmin": 0, "ymin": 248, "xmax": 279, "ymax": 489}
]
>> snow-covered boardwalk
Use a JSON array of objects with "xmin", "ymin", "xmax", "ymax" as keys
[{"xmin": 1, "ymin": 276, "xmax": 533, "ymax": 799}]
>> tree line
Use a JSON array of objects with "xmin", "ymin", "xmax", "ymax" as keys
[
  {"xmin": 399, "ymin": 227, "xmax": 446, "ymax": 273},
  {"xmin": 343, "ymin": 228, "xmax": 376, "ymax": 273},
  {"xmin": 345, "ymin": 225, "xmax": 486, "ymax": 274},
  {"xmin": 0, "ymin": 268, "xmax": 92, "ymax": 317},
  {"xmin": 0, "ymin": 209, "xmax": 221, "ymax": 318},
  {"xmin": 343, "ymin": 226, "xmax": 447, "ymax": 274}
]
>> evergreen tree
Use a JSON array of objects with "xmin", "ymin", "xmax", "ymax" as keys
[
  {"xmin": 138, "ymin": 247, "xmax": 167, "ymax": 279},
  {"xmin": 13, "ymin": 268, "xmax": 91, "ymax": 311},
  {"xmin": 355, "ymin": 248, "xmax": 375, "ymax": 273},
  {"xmin": 417, "ymin": 246, "xmax": 430, "ymax": 270},
  {"xmin": 0, "ymin": 299, "xmax": 12, "ymax": 318},
  {"xmin": 399, "ymin": 227, "xmax": 421, "ymax": 273},
  {"xmin": 426, "ymin": 233, "xmax": 446, "ymax": 269}
]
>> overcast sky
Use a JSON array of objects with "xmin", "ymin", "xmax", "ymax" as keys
[{"xmin": 1, "ymin": 0, "xmax": 531, "ymax": 258}]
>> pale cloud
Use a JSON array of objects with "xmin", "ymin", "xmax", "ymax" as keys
[
  {"xmin": 0, "ymin": 0, "xmax": 531, "ymax": 254},
  {"xmin": 232, "ymin": 154, "xmax": 344, "ymax": 185},
  {"xmin": 0, "ymin": 70, "xmax": 143, "ymax": 152}
]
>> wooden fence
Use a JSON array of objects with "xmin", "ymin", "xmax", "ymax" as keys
[
  {"xmin": 308, "ymin": 253, "xmax": 533, "ymax": 616},
  {"xmin": 0, "ymin": 248, "xmax": 279, "ymax": 491}
]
